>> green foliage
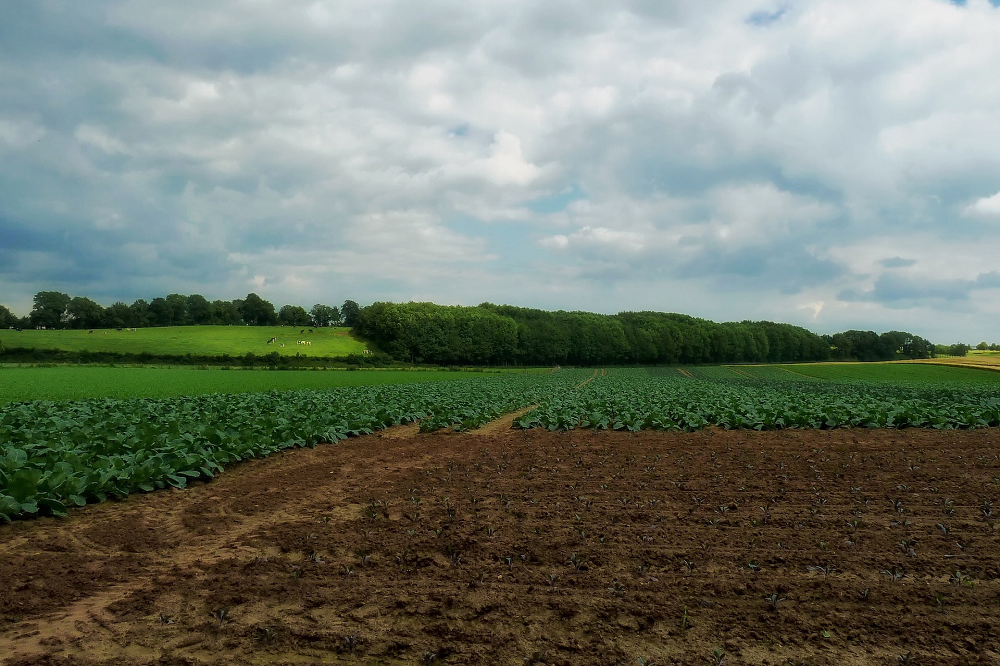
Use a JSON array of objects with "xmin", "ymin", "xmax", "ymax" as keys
[
  {"xmin": 239, "ymin": 293, "xmax": 278, "ymax": 326},
  {"xmin": 356, "ymin": 302, "xmax": 833, "ymax": 366},
  {"xmin": 0, "ymin": 367, "xmax": 531, "ymax": 404},
  {"xmin": 0, "ymin": 371, "xmax": 583, "ymax": 522},
  {"xmin": 515, "ymin": 367, "xmax": 1000, "ymax": 432},
  {"xmin": 30, "ymin": 291, "xmax": 71, "ymax": 329},
  {"xmin": 0, "ymin": 325, "xmax": 369, "ymax": 358}
]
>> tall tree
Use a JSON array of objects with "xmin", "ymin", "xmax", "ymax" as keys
[
  {"xmin": 29, "ymin": 291, "xmax": 70, "ymax": 329},
  {"xmin": 103, "ymin": 302, "xmax": 131, "ymax": 329},
  {"xmin": 129, "ymin": 299, "xmax": 150, "ymax": 327},
  {"xmin": 164, "ymin": 293, "xmax": 189, "ymax": 325},
  {"xmin": 239, "ymin": 293, "xmax": 277, "ymax": 325},
  {"xmin": 278, "ymin": 304, "xmax": 311, "ymax": 326},
  {"xmin": 66, "ymin": 296, "xmax": 105, "ymax": 329},
  {"xmin": 310, "ymin": 304, "xmax": 339, "ymax": 327},
  {"xmin": 0, "ymin": 304, "xmax": 17, "ymax": 328},
  {"xmin": 212, "ymin": 299, "xmax": 241, "ymax": 324},
  {"xmin": 187, "ymin": 294, "xmax": 213, "ymax": 325},
  {"xmin": 341, "ymin": 300, "xmax": 361, "ymax": 327},
  {"xmin": 147, "ymin": 297, "xmax": 171, "ymax": 327}
]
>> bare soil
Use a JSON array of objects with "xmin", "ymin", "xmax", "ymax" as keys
[{"xmin": 3, "ymin": 427, "xmax": 1000, "ymax": 665}]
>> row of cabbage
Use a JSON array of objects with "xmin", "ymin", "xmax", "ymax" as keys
[
  {"xmin": 516, "ymin": 368, "xmax": 1000, "ymax": 432},
  {"xmin": 0, "ymin": 371, "xmax": 586, "ymax": 521}
]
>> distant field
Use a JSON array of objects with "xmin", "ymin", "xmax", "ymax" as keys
[
  {"xmin": 0, "ymin": 326, "xmax": 369, "ymax": 358},
  {"xmin": 714, "ymin": 362, "xmax": 1000, "ymax": 383},
  {"xmin": 906, "ymin": 353, "xmax": 1000, "ymax": 370},
  {"xmin": 773, "ymin": 362, "xmax": 1000, "ymax": 382},
  {"xmin": 0, "ymin": 366, "xmax": 523, "ymax": 403}
]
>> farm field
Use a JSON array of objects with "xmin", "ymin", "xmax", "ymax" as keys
[
  {"xmin": 0, "ymin": 366, "xmax": 529, "ymax": 404},
  {"xmin": 4, "ymin": 364, "xmax": 1000, "ymax": 664},
  {"xmin": 0, "ymin": 326, "xmax": 369, "ymax": 358},
  {"xmin": 3, "ymin": 427, "xmax": 1000, "ymax": 665},
  {"xmin": 906, "ymin": 354, "xmax": 1000, "ymax": 371}
]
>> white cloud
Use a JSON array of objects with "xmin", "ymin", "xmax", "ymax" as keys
[
  {"xmin": 964, "ymin": 191, "xmax": 1000, "ymax": 217},
  {"xmin": 3, "ymin": 0, "xmax": 1000, "ymax": 342}
]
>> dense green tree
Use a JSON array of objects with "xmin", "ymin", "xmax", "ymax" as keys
[
  {"xmin": 129, "ymin": 299, "xmax": 150, "ymax": 327},
  {"xmin": 310, "ymin": 304, "xmax": 340, "ymax": 327},
  {"xmin": 0, "ymin": 304, "xmax": 17, "ymax": 328},
  {"xmin": 29, "ymin": 291, "xmax": 71, "ymax": 329},
  {"xmin": 949, "ymin": 343, "xmax": 971, "ymax": 357},
  {"xmin": 239, "ymin": 293, "xmax": 277, "ymax": 325},
  {"xmin": 279, "ymin": 304, "xmax": 311, "ymax": 327},
  {"xmin": 187, "ymin": 294, "xmax": 213, "ymax": 325},
  {"xmin": 977, "ymin": 341, "xmax": 989, "ymax": 350},
  {"xmin": 164, "ymin": 294, "xmax": 189, "ymax": 325},
  {"xmin": 103, "ymin": 302, "xmax": 132, "ymax": 329},
  {"xmin": 147, "ymin": 297, "xmax": 171, "ymax": 327},
  {"xmin": 357, "ymin": 302, "xmax": 834, "ymax": 367},
  {"xmin": 212, "ymin": 299, "xmax": 241, "ymax": 325},
  {"xmin": 341, "ymin": 300, "xmax": 361, "ymax": 327},
  {"xmin": 66, "ymin": 296, "xmax": 106, "ymax": 329}
]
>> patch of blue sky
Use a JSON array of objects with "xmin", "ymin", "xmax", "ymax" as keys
[
  {"xmin": 746, "ymin": 7, "xmax": 787, "ymax": 26},
  {"xmin": 524, "ymin": 185, "xmax": 585, "ymax": 214},
  {"xmin": 445, "ymin": 215, "xmax": 551, "ymax": 266}
]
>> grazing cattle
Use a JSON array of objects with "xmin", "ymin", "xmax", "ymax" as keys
[
  {"xmin": 308, "ymin": 329, "xmax": 313, "ymax": 333},
  {"xmin": 300, "ymin": 329, "xmax": 305, "ymax": 334},
  {"xmin": 88, "ymin": 330, "xmax": 94, "ymax": 334},
  {"xmin": 279, "ymin": 343, "xmax": 284, "ymax": 348},
  {"xmin": 267, "ymin": 337, "xmax": 277, "ymax": 344}
]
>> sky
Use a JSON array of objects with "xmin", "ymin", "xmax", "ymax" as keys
[{"xmin": 2, "ymin": 0, "xmax": 1000, "ymax": 343}]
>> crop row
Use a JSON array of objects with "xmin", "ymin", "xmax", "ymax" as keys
[
  {"xmin": 516, "ymin": 368, "xmax": 1000, "ymax": 431},
  {"xmin": 0, "ymin": 371, "xmax": 585, "ymax": 522}
]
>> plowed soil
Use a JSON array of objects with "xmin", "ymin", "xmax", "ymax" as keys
[{"xmin": 3, "ymin": 427, "xmax": 1000, "ymax": 665}]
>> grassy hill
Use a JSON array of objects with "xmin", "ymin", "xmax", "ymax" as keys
[{"xmin": 0, "ymin": 326, "xmax": 370, "ymax": 358}]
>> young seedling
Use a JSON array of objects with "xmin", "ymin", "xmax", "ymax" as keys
[
  {"xmin": 708, "ymin": 647, "xmax": 726, "ymax": 665},
  {"xmin": 807, "ymin": 564, "xmax": 837, "ymax": 577},
  {"xmin": 764, "ymin": 593, "xmax": 785, "ymax": 611},
  {"xmin": 213, "ymin": 607, "xmax": 230, "ymax": 626},
  {"xmin": 344, "ymin": 634, "xmax": 359, "ymax": 651},
  {"xmin": 881, "ymin": 566, "xmax": 904, "ymax": 583}
]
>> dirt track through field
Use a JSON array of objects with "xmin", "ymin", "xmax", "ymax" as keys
[{"xmin": 4, "ymin": 428, "xmax": 1000, "ymax": 665}]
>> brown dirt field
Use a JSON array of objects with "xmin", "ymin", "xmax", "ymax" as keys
[{"xmin": 4, "ymin": 428, "xmax": 1000, "ymax": 665}]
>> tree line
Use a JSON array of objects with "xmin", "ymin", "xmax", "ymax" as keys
[
  {"xmin": 354, "ymin": 301, "xmax": 942, "ymax": 366},
  {"xmin": 1, "ymin": 291, "xmax": 361, "ymax": 330},
  {"xmin": 1, "ymin": 293, "xmax": 974, "ymax": 366}
]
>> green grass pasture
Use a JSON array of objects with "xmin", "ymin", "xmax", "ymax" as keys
[
  {"xmin": 0, "ymin": 367, "xmax": 515, "ymax": 403},
  {"xmin": 0, "ymin": 326, "xmax": 369, "ymax": 358}
]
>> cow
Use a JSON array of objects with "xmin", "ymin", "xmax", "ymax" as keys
[{"xmin": 267, "ymin": 337, "xmax": 277, "ymax": 344}]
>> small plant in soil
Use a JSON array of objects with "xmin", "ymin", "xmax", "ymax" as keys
[
  {"xmin": 708, "ymin": 647, "xmax": 726, "ymax": 665},
  {"xmin": 212, "ymin": 607, "xmax": 230, "ymax": 626},
  {"xmin": 764, "ymin": 593, "xmax": 785, "ymax": 611}
]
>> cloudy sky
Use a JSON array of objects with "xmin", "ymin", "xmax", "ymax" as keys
[{"xmin": 2, "ymin": 0, "xmax": 999, "ymax": 342}]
